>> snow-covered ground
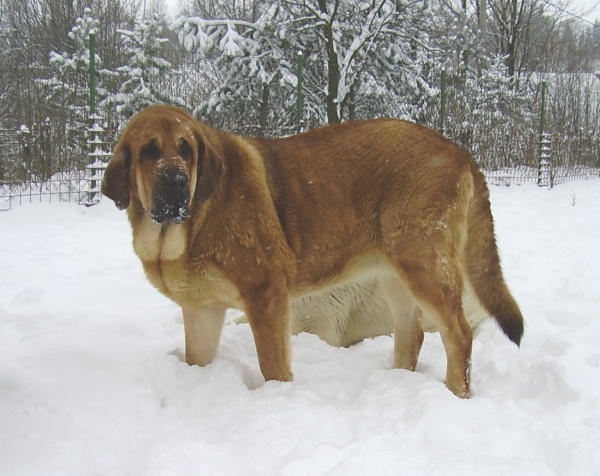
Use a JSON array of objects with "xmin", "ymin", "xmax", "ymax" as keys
[{"xmin": 1, "ymin": 180, "xmax": 600, "ymax": 476}]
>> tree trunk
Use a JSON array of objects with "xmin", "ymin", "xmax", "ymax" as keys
[
  {"xmin": 348, "ymin": 81, "xmax": 356, "ymax": 122},
  {"xmin": 258, "ymin": 84, "xmax": 270, "ymax": 138},
  {"xmin": 319, "ymin": 0, "xmax": 340, "ymax": 124}
]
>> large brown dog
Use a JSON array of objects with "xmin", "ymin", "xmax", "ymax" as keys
[{"xmin": 102, "ymin": 104, "xmax": 524, "ymax": 398}]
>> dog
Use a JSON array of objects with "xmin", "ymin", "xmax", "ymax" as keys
[{"xmin": 102, "ymin": 104, "xmax": 524, "ymax": 398}]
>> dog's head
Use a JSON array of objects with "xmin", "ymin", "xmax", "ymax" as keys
[{"xmin": 101, "ymin": 105, "xmax": 224, "ymax": 225}]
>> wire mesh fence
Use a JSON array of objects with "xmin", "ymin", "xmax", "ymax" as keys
[
  {"xmin": 2, "ymin": 135, "xmax": 597, "ymax": 213},
  {"xmin": 0, "ymin": 171, "xmax": 97, "ymax": 211},
  {"xmin": 0, "ymin": 114, "xmax": 115, "ymax": 211},
  {"xmin": 1, "ymin": 101, "xmax": 599, "ymax": 212},
  {"xmin": 438, "ymin": 77, "xmax": 600, "ymax": 186}
]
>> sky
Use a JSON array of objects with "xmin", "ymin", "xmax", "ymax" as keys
[
  {"xmin": 162, "ymin": 0, "xmax": 180, "ymax": 18},
  {"xmin": 162, "ymin": 0, "xmax": 600, "ymax": 24},
  {"xmin": 558, "ymin": 0, "xmax": 600, "ymax": 24}
]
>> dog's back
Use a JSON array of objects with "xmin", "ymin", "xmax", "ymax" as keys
[{"xmin": 251, "ymin": 120, "xmax": 472, "ymax": 285}]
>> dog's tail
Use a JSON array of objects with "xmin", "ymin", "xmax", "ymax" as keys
[{"xmin": 465, "ymin": 169, "xmax": 524, "ymax": 346}]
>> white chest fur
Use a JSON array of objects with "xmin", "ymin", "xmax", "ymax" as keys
[{"xmin": 133, "ymin": 214, "xmax": 187, "ymax": 262}]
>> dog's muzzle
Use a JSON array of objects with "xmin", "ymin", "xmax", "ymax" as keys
[{"xmin": 151, "ymin": 169, "xmax": 191, "ymax": 225}]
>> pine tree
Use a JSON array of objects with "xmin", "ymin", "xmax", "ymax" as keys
[
  {"xmin": 37, "ymin": 7, "xmax": 113, "ymax": 172},
  {"xmin": 102, "ymin": 13, "xmax": 175, "ymax": 119},
  {"xmin": 38, "ymin": 8, "xmax": 109, "ymax": 121}
]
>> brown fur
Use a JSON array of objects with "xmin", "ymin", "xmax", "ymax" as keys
[{"xmin": 102, "ymin": 104, "xmax": 524, "ymax": 397}]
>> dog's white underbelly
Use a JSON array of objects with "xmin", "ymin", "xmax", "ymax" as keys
[{"xmin": 289, "ymin": 265, "xmax": 489, "ymax": 347}]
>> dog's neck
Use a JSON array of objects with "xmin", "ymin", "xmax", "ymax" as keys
[{"xmin": 130, "ymin": 208, "xmax": 188, "ymax": 262}]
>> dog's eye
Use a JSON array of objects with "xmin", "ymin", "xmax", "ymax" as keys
[
  {"xmin": 141, "ymin": 141, "xmax": 159, "ymax": 161},
  {"xmin": 179, "ymin": 140, "xmax": 193, "ymax": 161}
]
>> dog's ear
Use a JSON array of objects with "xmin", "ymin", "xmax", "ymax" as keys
[
  {"xmin": 102, "ymin": 144, "xmax": 131, "ymax": 210},
  {"xmin": 195, "ymin": 138, "xmax": 224, "ymax": 203}
]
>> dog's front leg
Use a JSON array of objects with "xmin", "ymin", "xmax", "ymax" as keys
[
  {"xmin": 241, "ymin": 270, "xmax": 292, "ymax": 382},
  {"xmin": 182, "ymin": 307, "xmax": 226, "ymax": 367}
]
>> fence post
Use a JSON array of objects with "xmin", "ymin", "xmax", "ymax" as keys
[
  {"xmin": 85, "ymin": 119, "xmax": 110, "ymax": 206},
  {"xmin": 297, "ymin": 50, "xmax": 304, "ymax": 133},
  {"xmin": 537, "ymin": 81, "xmax": 552, "ymax": 187},
  {"xmin": 440, "ymin": 69, "xmax": 447, "ymax": 135},
  {"xmin": 89, "ymin": 31, "xmax": 96, "ymax": 118}
]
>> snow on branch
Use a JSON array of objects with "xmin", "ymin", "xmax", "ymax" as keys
[{"xmin": 170, "ymin": 16, "xmax": 258, "ymax": 56}]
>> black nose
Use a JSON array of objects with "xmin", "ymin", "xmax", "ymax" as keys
[{"xmin": 159, "ymin": 170, "xmax": 188, "ymax": 190}]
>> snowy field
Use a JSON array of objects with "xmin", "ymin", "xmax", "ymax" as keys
[{"xmin": 1, "ymin": 180, "xmax": 600, "ymax": 476}]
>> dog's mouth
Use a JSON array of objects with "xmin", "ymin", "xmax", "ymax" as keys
[
  {"xmin": 150, "ymin": 202, "xmax": 190, "ymax": 225},
  {"xmin": 150, "ymin": 170, "xmax": 191, "ymax": 225}
]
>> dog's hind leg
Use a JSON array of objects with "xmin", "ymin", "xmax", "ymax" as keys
[
  {"xmin": 395, "ymin": 258, "xmax": 473, "ymax": 398},
  {"xmin": 380, "ymin": 276, "xmax": 424, "ymax": 371},
  {"xmin": 182, "ymin": 307, "xmax": 226, "ymax": 367}
]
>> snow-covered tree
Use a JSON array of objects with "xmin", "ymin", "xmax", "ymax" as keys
[
  {"xmin": 424, "ymin": 2, "xmax": 537, "ymax": 169},
  {"xmin": 284, "ymin": 0, "xmax": 436, "ymax": 124},
  {"xmin": 102, "ymin": 13, "xmax": 177, "ymax": 120},
  {"xmin": 38, "ymin": 8, "xmax": 110, "ymax": 120},
  {"xmin": 171, "ymin": 0, "xmax": 437, "ymax": 131},
  {"xmin": 171, "ymin": 4, "xmax": 295, "ymax": 135},
  {"xmin": 36, "ymin": 7, "xmax": 116, "ymax": 174}
]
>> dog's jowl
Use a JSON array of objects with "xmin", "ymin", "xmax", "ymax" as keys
[{"xmin": 102, "ymin": 104, "xmax": 524, "ymax": 398}]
